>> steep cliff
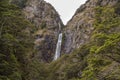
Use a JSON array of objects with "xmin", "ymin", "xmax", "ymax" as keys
[
  {"xmin": 63, "ymin": 0, "xmax": 118, "ymax": 54},
  {"xmin": 0, "ymin": 0, "xmax": 63, "ymax": 80},
  {"xmin": 23, "ymin": 0, "xmax": 63, "ymax": 62},
  {"xmin": 1, "ymin": 0, "xmax": 120, "ymax": 80},
  {"xmin": 22, "ymin": 0, "xmax": 64, "ymax": 79},
  {"xmin": 47, "ymin": 0, "xmax": 120, "ymax": 80}
]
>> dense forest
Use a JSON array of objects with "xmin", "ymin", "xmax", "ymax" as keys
[{"xmin": 0, "ymin": 0, "xmax": 35, "ymax": 79}]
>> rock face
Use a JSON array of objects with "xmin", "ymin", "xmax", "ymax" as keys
[
  {"xmin": 46, "ymin": 0, "xmax": 120, "ymax": 80},
  {"xmin": 63, "ymin": 0, "xmax": 118, "ymax": 54},
  {"xmin": 2, "ymin": 0, "xmax": 120, "ymax": 80},
  {"xmin": 23, "ymin": 0, "xmax": 63, "ymax": 62}
]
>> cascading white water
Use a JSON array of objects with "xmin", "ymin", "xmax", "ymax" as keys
[{"xmin": 54, "ymin": 33, "xmax": 62, "ymax": 60}]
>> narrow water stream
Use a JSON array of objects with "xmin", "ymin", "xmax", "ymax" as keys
[{"xmin": 54, "ymin": 33, "xmax": 62, "ymax": 60}]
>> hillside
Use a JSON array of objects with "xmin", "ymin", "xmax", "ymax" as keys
[
  {"xmin": 49, "ymin": 0, "xmax": 120, "ymax": 80},
  {"xmin": 0, "ymin": 0, "xmax": 63, "ymax": 79},
  {"xmin": 0, "ymin": 0, "xmax": 35, "ymax": 79},
  {"xmin": 0, "ymin": 0, "xmax": 120, "ymax": 80}
]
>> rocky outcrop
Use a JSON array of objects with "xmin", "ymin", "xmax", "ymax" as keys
[
  {"xmin": 23, "ymin": 0, "xmax": 63, "ymax": 62},
  {"xmin": 63, "ymin": 0, "xmax": 118, "ymax": 54}
]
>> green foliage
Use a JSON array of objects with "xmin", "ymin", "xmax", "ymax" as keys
[
  {"xmin": 45, "ymin": 44, "xmax": 90, "ymax": 80},
  {"xmin": 94, "ymin": 6, "xmax": 120, "ymax": 33},
  {"xmin": 26, "ymin": 59, "xmax": 48, "ymax": 80},
  {"xmin": 1, "ymin": 0, "xmax": 120, "ymax": 80},
  {"xmin": 0, "ymin": 0, "xmax": 34, "ymax": 79},
  {"xmin": 80, "ymin": 6, "xmax": 120, "ymax": 80},
  {"xmin": 44, "ymin": 5, "xmax": 120, "ymax": 80}
]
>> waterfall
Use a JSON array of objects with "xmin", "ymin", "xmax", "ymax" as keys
[{"xmin": 54, "ymin": 33, "xmax": 62, "ymax": 60}]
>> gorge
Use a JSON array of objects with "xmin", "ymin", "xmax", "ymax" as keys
[{"xmin": 0, "ymin": 0, "xmax": 120, "ymax": 80}]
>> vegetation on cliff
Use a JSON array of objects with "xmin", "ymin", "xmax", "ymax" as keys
[
  {"xmin": 0, "ymin": 0, "xmax": 120, "ymax": 80},
  {"xmin": 45, "ymin": 3, "xmax": 120, "ymax": 80},
  {"xmin": 0, "ymin": 0, "xmax": 35, "ymax": 79}
]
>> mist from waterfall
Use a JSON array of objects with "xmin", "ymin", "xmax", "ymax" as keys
[{"xmin": 54, "ymin": 33, "xmax": 62, "ymax": 60}]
